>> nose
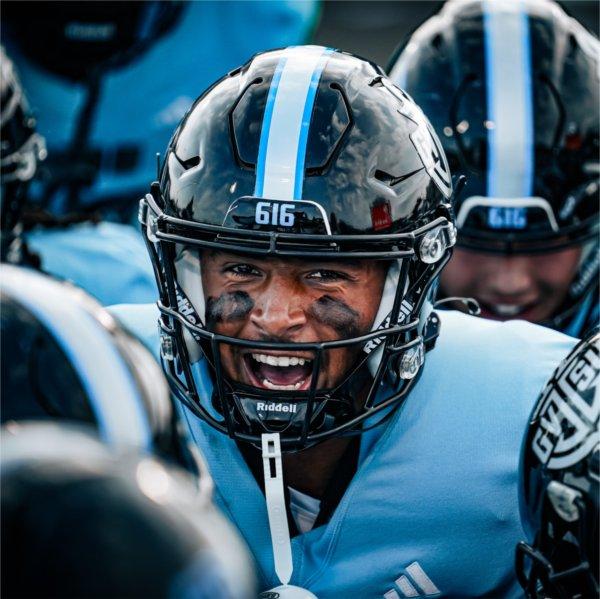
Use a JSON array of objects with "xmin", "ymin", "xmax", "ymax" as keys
[
  {"xmin": 250, "ymin": 275, "xmax": 307, "ymax": 338},
  {"xmin": 488, "ymin": 257, "xmax": 535, "ymax": 298}
]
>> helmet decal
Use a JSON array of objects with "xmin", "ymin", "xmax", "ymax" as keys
[
  {"xmin": 382, "ymin": 80, "xmax": 452, "ymax": 199},
  {"xmin": 254, "ymin": 45, "xmax": 333, "ymax": 201},
  {"xmin": 530, "ymin": 337, "xmax": 599, "ymax": 470},
  {"xmin": 483, "ymin": 0, "xmax": 534, "ymax": 199}
]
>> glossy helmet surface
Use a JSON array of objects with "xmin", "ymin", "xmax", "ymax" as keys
[
  {"xmin": 1, "ymin": 422, "xmax": 255, "ymax": 598},
  {"xmin": 516, "ymin": 328, "xmax": 599, "ymax": 598},
  {"xmin": 0, "ymin": 46, "xmax": 46, "ymax": 262},
  {"xmin": 141, "ymin": 45, "xmax": 455, "ymax": 450},
  {"xmin": 388, "ymin": 0, "xmax": 599, "ymax": 334},
  {"xmin": 0, "ymin": 265, "xmax": 198, "ymax": 473}
]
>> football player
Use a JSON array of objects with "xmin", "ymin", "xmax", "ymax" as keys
[
  {"xmin": 1, "ymin": 422, "xmax": 255, "ymax": 598},
  {"xmin": 0, "ymin": 46, "xmax": 157, "ymax": 305},
  {"xmin": 2, "ymin": 1, "xmax": 318, "ymax": 221},
  {"xmin": 111, "ymin": 46, "xmax": 576, "ymax": 597},
  {"xmin": 516, "ymin": 328, "xmax": 598, "ymax": 598},
  {"xmin": 388, "ymin": 0, "xmax": 599, "ymax": 337}
]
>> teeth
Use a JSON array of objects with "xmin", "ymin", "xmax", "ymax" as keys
[
  {"xmin": 251, "ymin": 353, "xmax": 309, "ymax": 367},
  {"xmin": 262, "ymin": 379, "xmax": 305, "ymax": 391},
  {"xmin": 492, "ymin": 304, "xmax": 525, "ymax": 317}
]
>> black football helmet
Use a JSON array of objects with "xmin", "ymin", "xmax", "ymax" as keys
[
  {"xmin": 388, "ymin": 0, "xmax": 599, "ymax": 335},
  {"xmin": 140, "ymin": 45, "xmax": 455, "ymax": 450},
  {"xmin": 1, "ymin": 422, "xmax": 256, "ymax": 598},
  {"xmin": 516, "ymin": 328, "xmax": 599, "ymax": 598},
  {"xmin": 0, "ymin": 46, "xmax": 46, "ymax": 264},
  {"xmin": 2, "ymin": 2, "xmax": 185, "ymax": 82},
  {"xmin": 0, "ymin": 264, "xmax": 199, "ymax": 473},
  {"xmin": 2, "ymin": 2, "xmax": 184, "ymax": 217}
]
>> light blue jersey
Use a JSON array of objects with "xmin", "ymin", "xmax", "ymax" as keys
[
  {"xmin": 27, "ymin": 223, "xmax": 156, "ymax": 306},
  {"xmin": 110, "ymin": 304, "xmax": 576, "ymax": 598}
]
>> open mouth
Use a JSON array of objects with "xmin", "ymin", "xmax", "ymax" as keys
[
  {"xmin": 478, "ymin": 300, "xmax": 538, "ymax": 320},
  {"xmin": 243, "ymin": 352, "xmax": 314, "ymax": 391}
]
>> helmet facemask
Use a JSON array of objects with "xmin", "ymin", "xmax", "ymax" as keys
[{"xmin": 141, "ymin": 190, "xmax": 454, "ymax": 450}]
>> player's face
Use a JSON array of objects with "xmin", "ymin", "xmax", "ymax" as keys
[
  {"xmin": 201, "ymin": 251, "xmax": 387, "ymax": 391},
  {"xmin": 440, "ymin": 246, "xmax": 582, "ymax": 322}
]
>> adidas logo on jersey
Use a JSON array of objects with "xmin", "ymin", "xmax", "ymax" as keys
[{"xmin": 383, "ymin": 562, "xmax": 440, "ymax": 598}]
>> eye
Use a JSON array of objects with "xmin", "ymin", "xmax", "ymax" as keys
[
  {"xmin": 223, "ymin": 263, "xmax": 262, "ymax": 278},
  {"xmin": 306, "ymin": 269, "xmax": 350, "ymax": 282}
]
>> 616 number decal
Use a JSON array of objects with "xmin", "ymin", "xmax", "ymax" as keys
[{"xmin": 255, "ymin": 201, "xmax": 295, "ymax": 227}]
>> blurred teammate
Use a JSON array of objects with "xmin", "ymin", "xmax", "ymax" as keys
[
  {"xmin": 1, "ymin": 422, "xmax": 256, "ymax": 598},
  {"xmin": 112, "ymin": 45, "xmax": 576, "ymax": 596},
  {"xmin": 0, "ymin": 46, "xmax": 156, "ymax": 304},
  {"xmin": 516, "ymin": 328, "xmax": 598, "ymax": 598},
  {"xmin": 2, "ymin": 1, "xmax": 319, "ymax": 219},
  {"xmin": 1, "ymin": 264, "xmax": 199, "ymax": 473},
  {"xmin": 389, "ymin": 0, "xmax": 599, "ymax": 337}
]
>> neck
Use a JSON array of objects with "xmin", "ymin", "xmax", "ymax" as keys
[
  {"xmin": 240, "ymin": 435, "xmax": 354, "ymax": 500},
  {"xmin": 283, "ymin": 437, "xmax": 353, "ymax": 498}
]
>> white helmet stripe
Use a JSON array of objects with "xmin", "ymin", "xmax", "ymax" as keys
[
  {"xmin": 483, "ymin": 0, "xmax": 534, "ymax": 198},
  {"xmin": 254, "ymin": 46, "xmax": 332, "ymax": 201}
]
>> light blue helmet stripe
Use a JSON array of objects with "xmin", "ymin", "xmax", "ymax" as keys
[
  {"xmin": 2, "ymin": 267, "xmax": 153, "ymax": 451},
  {"xmin": 254, "ymin": 46, "xmax": 332, "ymax": 200},
  {"xmin": 484, "ymin": 0, "xmax": 534, "ymax": 198},
  {"xmin": 294, "ymin": 49, "xmax": 332, "ymax": 199}
]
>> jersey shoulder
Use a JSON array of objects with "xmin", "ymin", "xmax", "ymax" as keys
[
  {"xmin": 26, "ymin": 223, "xmax": 156, "ymax": 305},
  {"xmin": 430, "ymin": 310, "xmax": 578, "ymax": 412}
]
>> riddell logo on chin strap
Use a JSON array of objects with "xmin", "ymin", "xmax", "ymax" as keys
[{"xmin": 256, "ymin": 402, "xmax": 298, "ymax": 414}]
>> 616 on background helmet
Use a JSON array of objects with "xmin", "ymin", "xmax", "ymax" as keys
[
  {"xmin": 140, "ymin": 45, "xmax": 456, "ymax": 450},
  {"xmin": 389, "ymin": 0, "xmax": 599, "ymax": 333}
]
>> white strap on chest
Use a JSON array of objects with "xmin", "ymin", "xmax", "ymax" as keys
[{"xmin": 262, "ymin": 432, "xmax": 293, "ymax": 586}]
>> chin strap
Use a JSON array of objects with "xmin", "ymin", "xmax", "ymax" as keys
[{"xmin": 262, "ymin": 433, "xmax": 293, "ymax": 586}]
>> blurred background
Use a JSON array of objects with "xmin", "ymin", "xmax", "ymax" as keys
[{"xmin": 313, "ymin": 1, "xmax": 599, "ymax": 67}]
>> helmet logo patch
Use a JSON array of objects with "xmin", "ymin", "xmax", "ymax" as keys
[
  {"xmin": 382, "ymin": 80, "xmax": 452, "ymax": 199},
  {"xmin": 531, "ymin": 343, "xmax": 599, "ymax": 469}
]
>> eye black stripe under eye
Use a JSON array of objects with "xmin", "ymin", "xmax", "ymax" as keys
[
  {"xmin": 307, "ymin": 295, "xmax": 361, "ymax": 338},
  {"xmin": 206, "ymin": 291, "xmax": 254, "ymax": 324}
]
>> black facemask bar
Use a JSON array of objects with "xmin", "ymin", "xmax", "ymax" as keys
[
  {"xmin": 516, "ymin": 494, "xmax": 599, "ymax": 599},
  {"xmin": 140, "ymin": 190, "xmax": 454, "ymax": 450},
  {"xmin": 516, "ymin": 541, "xmax": 598, "ymax": 598}
]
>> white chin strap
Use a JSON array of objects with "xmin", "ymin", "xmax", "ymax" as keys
[{"xmin": 261, "ymin": 433, "xmax": 318, "ymax": 599}]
